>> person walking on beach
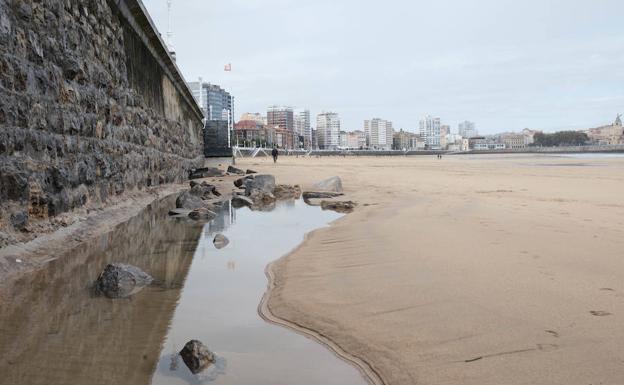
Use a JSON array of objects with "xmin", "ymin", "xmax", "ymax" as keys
[{"xmin": 272, "ymin": 146, "xmax": 278, "ymax": 163}]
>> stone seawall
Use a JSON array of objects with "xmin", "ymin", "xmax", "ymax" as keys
[{"xmin": 0, "ymin": 0, "xmax": 204, "ymax": 246}]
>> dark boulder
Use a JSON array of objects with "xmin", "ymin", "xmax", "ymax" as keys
[
  {"xmin": 188, "ymin": 208, "xmax": 217, "ymax": 221},
  {"xmin": 246, "ymin": 169, "xmax": 258, "ymax": 174},
  {"xmin": 179, "ymin": 340, "xmax": 215, "ymax": 374},
  {"xmin": 176, "ymin": 191, "xmax": 205, "ymax": 210},
  {"xmin": 248, "ymin": 189, "xmax": 276, "ymax": 209},
  {"xmin": 168, "ymin": 208, "xmax": 191, "ymax": 217},
  {"xmin": 273, "ymin": 184, "xmax": 302, "ymax": 200},
  {"xmin": 190, "ymin": 183, "xmax": 220, "ymax": 199},
  {"xmin": 231, "ymin": 195, "xmax": 253, "ymax": 208},
  {"xmin": 234, "ymin": 175, "xmax": 254, "ymax": 188},
  {"xmin": 227, "ymin": 165, "xmax": 245, "ymax": 175},
  {"xmin": 320, "ymin": 200, "xmax": 356, "ymax": 213},
  {"xmin": 189, "ymin": 167, "xmax": 224, "ymax": 179},
  {"xmin": 244, "ymin": 174, "xmax": 275, "ymax": 196},
  {"xmin": 302, "ymin": 191, "xmax": 344, "ymax": 200},
  {"xmin": 95, "ymin": 263, "xmax": 153, "ymax": 298},
  {"xmin": 213, "ymin": 233, "xmax": 229, "ymax": 249}
]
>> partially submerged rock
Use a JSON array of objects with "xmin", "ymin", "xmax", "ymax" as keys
[
  {"xmin": 213, "ymin": 233, "xmax": 229, "ymax": 249},
  {"xmin": 176, "ymin": 191, "xmax": 206, "ymax": 210},
  {"xmin": 179, "ymin": 340, "xmax": 215, "ymax": 374},
  {"xmin": 168, "ymin": 208, "xmax": 191, "ymax": 217},
  {"xmin": 234, "ymin": 174, "xmax": 254, "ymax": 188},
  {"xmin": 190, "ymin": 183, "xmax": 220, "ymax": 199},
  {"xmin": 188, "ymin": 208, "xmax": 217, "ymax": 220},
  {"xmin": 95, "ymin": 263, "xmax": 153, "ymax": 298},
  {"xmin": 189, "ymin": 167, "xmax": 224, "ymax": 179},
  {"xmin": 244, "ymin": 174, "xmax": 276, "ymax": 196},
  {"xmin": 231, "ymin": 195, "xmax": 254, "ymax": 208},
  {"xmin": 227, "ymin": 165, "xmax": 245, "ymax": 175},
  {"xmin": 274, "ymin": 184, "xmax": 302, "ymax": 200},
  {"xmin": 302, "ymin": 191, "xmax": 344, "ymax": 200},
  {"xmin": 320, "ymin": 200, "xmax": 356, "ymax": 213},
  {"xmin": 248, "ymin": 189, "xmax": 276, "ymax": 208},
  {"xmin": 312, "ymin": 176, "xmax": 343, "ymax": 193},
  {"xmin": 176, "ymin": 182, "xmax": 221, "ymax": 210},
  {"xmin": 241, "ymin": 174, "xmax": 277, "ymax": 209}
]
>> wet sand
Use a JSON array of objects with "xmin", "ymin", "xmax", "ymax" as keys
[{"xmin": 240, "ymin": 154, "xmax": 624, "ymax": 385}]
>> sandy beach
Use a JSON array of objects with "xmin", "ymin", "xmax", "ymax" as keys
[{"xmin": 240, "ymin": 154, "xmax": 624, "ymax": 385}]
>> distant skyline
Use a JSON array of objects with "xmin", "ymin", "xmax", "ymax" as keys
[{"xmin": 142, "ymin": 0, "xmax": 624, "ymax": 134}]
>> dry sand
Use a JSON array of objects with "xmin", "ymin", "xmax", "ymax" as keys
[{"xmin": 239, "ymin": 154, "xmax": 624, "ymax": 385}]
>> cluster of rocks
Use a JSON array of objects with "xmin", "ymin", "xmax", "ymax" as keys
[
  {"xmin": 302, "ymin": 176, "xmax": 357, "ymax": 213},
  {"xmin": 170, "ymin": 181, "xmax": 223, "ymax": 221},
  {"xmin": 231, "ymin": 171, "xmax": 302, "ymax": 211}
]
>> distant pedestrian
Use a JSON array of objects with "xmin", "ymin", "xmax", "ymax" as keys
[{"xmin": 272, "ymin": 147, "xmax": 278, "ymax": 163}]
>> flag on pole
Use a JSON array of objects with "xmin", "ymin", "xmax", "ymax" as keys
[{"xmin": 224, "ymin": 63, "xmax": 232, "ymax": 72}]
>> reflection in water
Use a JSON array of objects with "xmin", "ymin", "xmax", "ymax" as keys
[
  {"xmin": 0, "ymin": 195, "xmax": 208, "ymax": 385},
  {"xmin": 0, "ymin": 197, "xmax": 369, "ymax": 385}
]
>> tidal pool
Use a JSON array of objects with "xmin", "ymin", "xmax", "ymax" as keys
[{"xmin": 0, "ymin": 196, "xmax": 370, "ymax": 385}]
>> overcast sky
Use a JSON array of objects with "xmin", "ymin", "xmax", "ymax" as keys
[{"xmin": 142, "ymin": 0, "xmax": 624, "ymax": 134}]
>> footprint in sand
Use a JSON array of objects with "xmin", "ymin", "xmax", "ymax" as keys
[
  {"xmin": 590, "ymin": 310, "xmax": 612, "ymax": 317},
  {"xmin": 545, "ymin": 330, "xmax": 559, "ymax": 338}
]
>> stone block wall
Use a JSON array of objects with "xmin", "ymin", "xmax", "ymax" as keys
[{"xmin": 0, "ymin": 0, "xmax": 204, "ymax": 244}]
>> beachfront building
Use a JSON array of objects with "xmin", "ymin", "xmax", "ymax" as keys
[
  {"xmin": 339, "ymin": 131, "xmax": 348, "ymax": 148},
  {"xmin": 440, "ymin": 125, "xmax": 451, "ymax": 149},
  {"xmin": 347, "ymin": 130, "xmax": 367, "ymax": 149},
  {"xmin": 364, "ymin": 118, "xmax": 394, "ymax": 150},
  {"xmin": 240, "ymin": 112, "xmax": 266, "ymax": 125},
  {"xmin": 445, "ymin": 133, "xmax": 463, "ymax": 150},
  {"xmin": 233, "ymin": 119, "xmax": 265, "ymax": 147},
  {"xmin": 267, "ymin": 106, "xmax": 299, "ymax": 149},
  {"xmin": 316, "ymin": 112, "xmax": 341, "ymax": 150},
  {"xmin": 501, "ymin": 133, "xmax": 526, "ymax": 149},
  {"xmin": 311, "ymin": 128, "xmax": 318, "ymax": 150},
  {"xmin": 458, "ymin": 121, "xmax": 477, "ymax": 138},
  {"xmin": 393, "ymin": 129, "xmax": 420, "ymax": 150},
  {"xmin": 468, "ymin": 136, "xmax": 506, "ymax": 150},
  {"xmin": 294, "ymin": 109, "xmax": 311, "ymax": 148},
  {"xmin": 188, "ymin": 79, "xmax": 233, "ymax": 125},
  {"xmin": 419, "ymin": 116, "xmax": 441, "ymax": 149},
  {"xmin": 585, "ymin": 116, "xmax": 624, "ymax": 145},
  {"xmin": 234, "ymin": 120, "xmax": 295, "ymax": 149},
  {"xmin": 267, "ymin": 105, "xmax": 294, "ymax": 130}
]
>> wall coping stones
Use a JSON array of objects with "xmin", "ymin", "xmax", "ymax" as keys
[{"xmin": 112, "ymin": 0, "xmax": 204, "ymax": 122}]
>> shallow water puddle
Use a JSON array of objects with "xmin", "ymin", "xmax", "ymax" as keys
[{"xmin": 0, "ymin": 197, "xmax": 369, "ymax": 385}]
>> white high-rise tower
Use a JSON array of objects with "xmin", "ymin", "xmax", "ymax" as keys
[{"xmin": 316, "ymin": 112, "xmax": 341, "ymax": 150}]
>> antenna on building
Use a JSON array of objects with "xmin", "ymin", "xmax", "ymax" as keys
[{"xmin": 166, "ymin": 0, "xmax": 176, "ymax": 60}]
